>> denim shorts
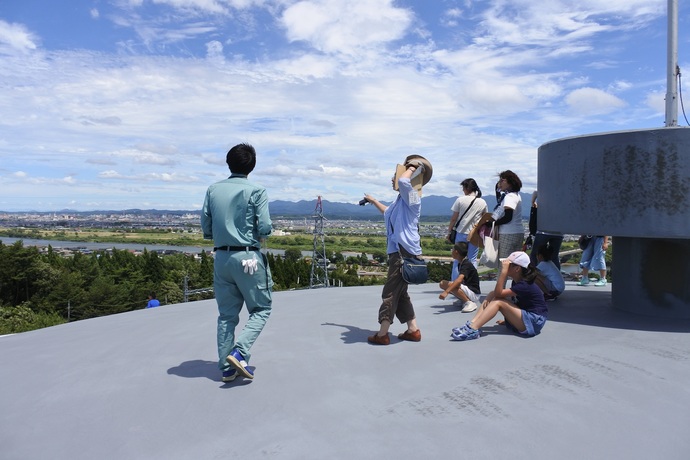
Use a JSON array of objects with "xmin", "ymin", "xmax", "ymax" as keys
[{"xmin": 504, "ymin": 310, "xmax": 547, "ymax": 337}]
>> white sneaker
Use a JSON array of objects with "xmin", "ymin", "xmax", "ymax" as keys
[{"xmin": 461, "ymin": 301, "xmax": 478, "ymax": 313}]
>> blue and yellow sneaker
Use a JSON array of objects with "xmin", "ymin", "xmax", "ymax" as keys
[
  {"xmin": 451, "ymin": 321, "xmax": 481, "ymax": 341},
  {"xmin": 222, "ymin": 368, "xmax": 237, "ymax": 382},
  {"xmin": 226, "ymin": 349, "xmax": 254, "ymax": 379}
]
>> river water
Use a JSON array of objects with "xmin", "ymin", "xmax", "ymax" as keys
[
  {"xmin": 0, "ymin": 237, "xmax": 216, "ymax": 254},
  {"xmin": 0, "ymin": 237, "xmax": 328, "ymax": 258}
]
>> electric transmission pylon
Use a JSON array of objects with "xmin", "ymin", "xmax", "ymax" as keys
[{"xmin": 309, "ymin": 196, "xmax": 329, "ymax": 288}]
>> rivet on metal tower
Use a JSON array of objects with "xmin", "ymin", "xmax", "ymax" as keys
[{"xmin": 309, "ymin": 196, "xmax": 329, "ymax": 288}]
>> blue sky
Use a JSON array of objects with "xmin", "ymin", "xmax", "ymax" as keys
[{"xmin": 0, "ymin": 0, "xmax": 686, "ymax": 211}]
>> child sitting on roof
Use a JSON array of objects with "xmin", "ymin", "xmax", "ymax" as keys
[
  {"xmin": 450, "ymin": 251, "xmax": 548, "ymax": 341},
  {"xmin": 438, "ymin": 242, "xmax": 481, "ymax": 313},
  {"xmin": 534, "ymin": 245, "xmax": 565, "ymax": 301}
]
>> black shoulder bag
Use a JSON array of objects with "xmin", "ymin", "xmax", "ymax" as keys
[
  {"xmin": 448, "ymin": 197, "xmax": 477, "ymax": 243},
  {"xmin": 399, "ymin": 250, "xmax": 428, "ymax": 284},
  {"xmin": 388, "ymin": 219, "xmax": 428, "ymax": 284}
]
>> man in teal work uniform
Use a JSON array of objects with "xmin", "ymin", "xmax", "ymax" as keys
[{"xmin": 201, "ymin": 143, "xmax": 273, "ymax": 382}]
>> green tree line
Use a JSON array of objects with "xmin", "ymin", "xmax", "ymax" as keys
[
  {"xmin": 0, "ymin": 241, "xmax": 215, "ymax": 334},
  {"xmin": 0, "ymin": 240, "xmax": 453, "ymax": 335}
]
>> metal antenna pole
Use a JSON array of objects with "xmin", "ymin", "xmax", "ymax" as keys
[
  {"xmin": 665, "ymin": 0, "xmax": 679, "ymax": 127},
  {"xmin": 309, "ymin": 196, "xmax": 329, "ymax": 288}
]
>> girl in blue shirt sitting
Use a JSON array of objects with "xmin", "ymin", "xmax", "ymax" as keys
[{"xmin": 451, "ymin": 251, "xmax": 548, "ymax": 341}]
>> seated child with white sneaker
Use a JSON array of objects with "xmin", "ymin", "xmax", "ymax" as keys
[
  {"xmin": 534, "ymin": 245, "xmax": 565, "ymax": 300},
  {"xmin": 451, "ymin": 251, "xmax": 548, "ymax": 341},
  {"xmin": 438, "ymin": 242, "xmax": 481, "ymax": 313}
]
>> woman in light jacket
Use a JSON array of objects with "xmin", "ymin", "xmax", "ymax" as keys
[
  {"xmin": 446, "ymin": 178, "xmax": 488, "ymax": 273},
  {"xmin": 363, "ymin": 155, "xmax": 432, "ymax": 345}
]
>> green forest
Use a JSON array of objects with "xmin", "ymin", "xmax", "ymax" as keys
[{"xmin": 0, "ymin": 240, "xmax": 453, "ymax": 335}]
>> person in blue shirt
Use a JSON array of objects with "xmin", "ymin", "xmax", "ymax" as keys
[
  {"xmin": 201, "ymin": 143, "xmax": 273, "ymax": 382},
  {"xmin": 146, "ymin": 292, "xmax": 160, "ymax": 308},
  {"xmin": 534, "ymin": 244, "xmax": 565, "ymax": 300},
  {"xmin": 363, "ymin": 155, "xmax": 433, "ymax": 345},
  {"xmin": 451, "ymin": 251, "xmax": 548, "ymax": 341},
  {"xmin": 578, "ymin": 236, "xmax": 610, "ymax": 287},
  {"xmin": 528, "ymin": 190, "xmax": 564, "ymax": 270}
]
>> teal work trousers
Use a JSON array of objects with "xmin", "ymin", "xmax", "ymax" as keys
[{"xmin": 214, "ymin": 250, "xmax": 273, "ymax": 371}]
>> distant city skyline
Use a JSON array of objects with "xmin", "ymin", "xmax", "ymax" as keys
[
  {"xmin": 0, "ymin": 192, "xmax": 534, "ymax": 219},
  {"xmin": 1, "ymin": 1, "xmax": 686, "ymax": 212}
]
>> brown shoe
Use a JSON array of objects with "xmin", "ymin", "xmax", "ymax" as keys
[
  {"xmin": 398, "ymin": 329, "xmax": 421, "ymax": 342},
  {"xmin": 367, "ymin": 333, "xmax": 390, "ymax": 345}
]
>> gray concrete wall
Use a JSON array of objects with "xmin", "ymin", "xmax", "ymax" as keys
[
  {"xmin": 538, "ymin": 127, "xmax": 690, "ymax": 318},
  {"xmin": 537, "ymin": 127, "xmax": 690, "ymax": 238},
  {"xmin": 613, "ymin": 237, "xmax": 690, "ymax": 317}
]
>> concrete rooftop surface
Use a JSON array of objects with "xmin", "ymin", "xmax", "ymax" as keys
[{"xmin": 2, "ymin": 281, "xmax": 690, "ymax": 460}]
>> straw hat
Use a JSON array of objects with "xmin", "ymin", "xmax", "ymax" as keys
[
  {"xmin": 403, "ymin": 154, "xmax": 433, "ymax": 186},
  {"xmin": 394, "ymin": 155, "xmax": 433, "ymax": 194},
  {"xmin": 468, "ymin": 213, "xmax": 494, "ymax": 248}
]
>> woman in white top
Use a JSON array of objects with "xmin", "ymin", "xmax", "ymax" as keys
[
  {"xmin": 492, "ymin": 170, "xmax": 524, "ymax": 260},
  {"xmin": 475, "ymin": 170, "xmax": 524, "ymax": 275},
  {"xmin": 447, "ymin": 178, "xmax": 488, "ymax": 275}
]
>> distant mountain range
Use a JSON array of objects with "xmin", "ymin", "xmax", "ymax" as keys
[{"xmin": 268, "ymin": 193, "xmax": 533, "ymax": 220}]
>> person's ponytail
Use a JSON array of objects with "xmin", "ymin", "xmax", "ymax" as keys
[
  {"xmin": 521, "ymin": 265, "xmax": 539, "ymax": 283},
  {"xmin": 461, "ymin": 178, "xmax": 482, "ymax": 198}
]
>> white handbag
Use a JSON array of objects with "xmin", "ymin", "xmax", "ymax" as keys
[{"xmin": 479, "ymin": 222, "xmax": 499, "ymax": 268}]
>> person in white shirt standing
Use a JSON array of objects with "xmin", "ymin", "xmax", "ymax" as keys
[
  {"xmin": 446, "ymin": 178, "xmax": 487, "ymax": 272},
  {"xmin": 475, "ymin": 170, "xmax": 525, "ymax": 277}
]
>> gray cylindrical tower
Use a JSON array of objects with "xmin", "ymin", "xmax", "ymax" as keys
[{"xmin": 538, "ymin": 127, "xmax": 690, "ymax": 318}]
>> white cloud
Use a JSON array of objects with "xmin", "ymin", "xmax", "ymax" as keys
[
  {"xmin": 150, "ymin": 0, "xmax": 228, "ymax": 14},
  {"xmin": 565, "ymin": 87, "xmax": 627, "ymax": 115},
  {"xmin": 99, "ymin": 170, "xmax": 124, "ymax": 179},
  {"xmin": 86, "ymin": 157, "xmax": 118, "ymax": 166},
  {"xmin": 442, "ymin": 8, "xmax": 464, "ymax": 28},
  {"xmin": 318, "ymin": 165, "xmax": 347, "ymax": 176},
  {"xmin": 151, "ymin": 0, "xmax": 263, "ymax": 12},
  {"xmin": 273, "ymin": 54, "xmax": 338, "ymax": 79},
  {"xmin": 132, "ymin": 153, "xmax": 178, "ymax": 166},
  {"xmin": 0, "ymin": 20, "xmax": 38, "ymax": 53},
  {"xmin": 476, "ymin": 0, "xmax": 664, "ymax": 51},
  {"xmin": 145, "ymin": 172, "xmax": 199, "ymax": 182},
  {"xmin": 0, "ymin": 0, "xmax": 677, "ymax": 211},
  {"xmin": 645, "ymin": 91, "xmax": 665, "ymax": 114},
  {"xmin": 205, "ymin": 40, "xmax": 224, "ymax": 62},
  {"xmin": 280, "ymin": 0, "xmax": 413, "ymax": 54},
  {"xmin": 609, "ymin": 80, "xmax": 633, "ymax": 92}
]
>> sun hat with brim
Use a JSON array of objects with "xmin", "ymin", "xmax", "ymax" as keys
[
  {"xmin": 395, "ymin": 155, "xmax": 433, "ymax": 195},
  {"xmin": 404, "ymin": 154, "xmax": 433, "ymax": 186},
  {"xmin": 468, "ymin": 213, "xmax": 494, "ymax": 248}
]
